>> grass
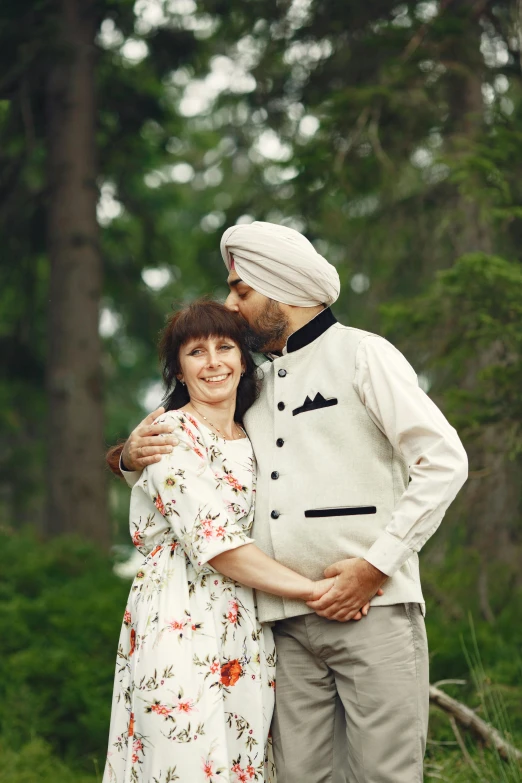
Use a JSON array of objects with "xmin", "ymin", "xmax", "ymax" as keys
[{"xmin": 425, "ymin": 616, "xmax": 522, "ymax": 783}]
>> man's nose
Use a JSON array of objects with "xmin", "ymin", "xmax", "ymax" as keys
[{"xmin": 225, "ymin": 291, "xmax": 238, "ymax": 311}]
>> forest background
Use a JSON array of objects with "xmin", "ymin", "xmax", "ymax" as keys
[{"xmin": 1, "ymin": 0, "xmax": 522, "ymax": 781}]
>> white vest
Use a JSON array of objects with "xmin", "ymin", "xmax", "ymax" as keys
[{"xmin": 244, "ymin": 315, "xmax": 425, "ymax": 623}]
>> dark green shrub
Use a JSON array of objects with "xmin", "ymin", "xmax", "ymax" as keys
[
  {"xmin": 0, "ymin": 739, "xmax": 98, "ymax": 783},
  {"xmin": 0, "ymin": 531, "xmax": 129, "ymax": 768}
]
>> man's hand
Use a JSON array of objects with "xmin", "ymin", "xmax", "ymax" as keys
[
  {"xmin": 306, "ymin": 558, "xmax": 387, "ymax": 622},
  {"xmin": 121, "ymin": 407, "xmax": 180, "ymax": 471}
]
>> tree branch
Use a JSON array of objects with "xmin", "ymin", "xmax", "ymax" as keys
[{"xmin": 429, "ymin": 684, "xmax": 522, "ymax": 763}]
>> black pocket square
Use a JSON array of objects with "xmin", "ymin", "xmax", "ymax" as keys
[{"xmin": 292, "ymin": 392, "xmax": 338, "ymax": 416}]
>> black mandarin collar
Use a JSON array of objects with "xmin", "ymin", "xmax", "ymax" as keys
[{"xmin": 285, "ymin": 307, "xmax": 337, "ymax": 354}]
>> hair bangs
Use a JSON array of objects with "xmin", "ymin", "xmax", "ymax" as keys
[{"xmin": 174, "ymin": 300, "xmax": 244, "ymax": 347}]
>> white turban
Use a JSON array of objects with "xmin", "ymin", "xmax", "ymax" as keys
[{"xmin": 220, "ymin": 221, "xmax": 340, "ymax": 307}]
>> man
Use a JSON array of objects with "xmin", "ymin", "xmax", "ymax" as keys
[{"xmin": 109, "ymin": 221, "xmax": 468, "ymax": 782}]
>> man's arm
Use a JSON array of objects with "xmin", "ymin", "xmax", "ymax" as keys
[
  {"xmin": 308, "ymin": 334, "xmax": 468, "ymax": 621},
  {"xmin": 106, "ymin": 443, "xmax": 126, "ymax": 477},
  {"xmin": 105, "ymin": 406, "xmax": 179, "ymax": 479}
]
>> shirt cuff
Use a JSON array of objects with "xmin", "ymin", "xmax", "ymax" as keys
[
  {"xmin": 120, "ymin": 456, "xmax": 142, "ymax": 488},
  {"xmin": 365, "ymin": 531, "xmax": 414, "ymax": 577}
]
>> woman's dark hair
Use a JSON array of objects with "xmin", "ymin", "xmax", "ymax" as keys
[{"xmin": 159, "ymin": 298, "xmax": 259, "ymax": 423}]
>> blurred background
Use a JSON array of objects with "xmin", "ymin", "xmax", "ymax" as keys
[{"xmin": 1, "ymin": 0, "xmax": 522, "ymax": 780}]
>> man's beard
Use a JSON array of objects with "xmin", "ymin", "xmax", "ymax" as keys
[{"xmin": 241, "ymin": 299, "xmax": 290, "ymax": 354}]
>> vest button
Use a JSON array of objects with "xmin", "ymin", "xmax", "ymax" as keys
[
  {"xmin": 271, "ymin": 510, "xmax": 280, "ymax": 519},
  {"xmin": 278, "ymin": 369, "xmax": 287, "ymax": 377},
  {"xmin": 276, "ymin": 438, "xmax": 284, "ymax": 447},
  {"xmin": 271, "ymin": 471, "xmax": 279, "ymax": 480},
  {"xmin": 277, "ymin": 402, "xmax": 285, "ymax": 411}
]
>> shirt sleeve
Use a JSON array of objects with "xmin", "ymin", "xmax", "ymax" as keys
[
  {"xmin": 354, "ymin": 335, "xmax": 468, "ymax": 576},
  {"xmin": 138, "ymin": 413, "xmax": 254, "ymax": 571},
  {"xmin": 121, "ymin": 456, "xmax": 141, "ymax": 488}
]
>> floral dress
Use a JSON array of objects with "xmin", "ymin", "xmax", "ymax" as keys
[{"xmin": 103, "ymin": 411, "xmax": 276, "ymax": 783}]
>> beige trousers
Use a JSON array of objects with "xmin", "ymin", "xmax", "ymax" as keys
[{"xmin": 271, "ymin": 605, "xmax": 429, "ymax": 783}]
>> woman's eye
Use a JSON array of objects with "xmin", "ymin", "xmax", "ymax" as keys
[
  {"xmin": 190, "ymin": 349, "xmax": 202, "ymax": 356},
  {"xmin": 220, "ymin": 345, "xmax": 233, "ymax": 351}
]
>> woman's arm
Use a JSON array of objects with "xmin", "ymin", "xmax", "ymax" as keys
[{"xmin": 209, "ymin": 543, "xmax": 334, "ymax": 602}]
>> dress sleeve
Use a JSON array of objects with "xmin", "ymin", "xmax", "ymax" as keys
[{"xmin": 139, "ymin": 413, "xmax": 254, "ymax": 571}]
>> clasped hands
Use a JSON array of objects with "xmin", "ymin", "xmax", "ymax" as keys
[
  {"xmin": 122, "ymin": 407, "xmax": 387, "ymax": 623},
  {"xmin": 307, "ymin": 559, "xmax": 386, "ymax": 622}
]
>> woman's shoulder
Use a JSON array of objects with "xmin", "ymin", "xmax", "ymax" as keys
[
  {"xmin": 155, "ymin": 409, "xmax": 204, "ymax": 438},
  {"xmin": 152, "ymin": 409, "xmax": 208, "ymax": 460}
]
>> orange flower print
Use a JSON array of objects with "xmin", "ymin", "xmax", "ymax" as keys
[
  {"xmin": 183, "ymin": 415, "xmax": 198, "ymax": 433},
  {"xmin": 227, "ymin": 599, "xmax": 239, "ymax": 625},
  {"xmin": 209, "ymin": 659, "xmax": 220, "ymax": 675},
  {"xmin": 215, "ymin": 525, "xmax": 226, "ymax": 539},
  {"xmin": 201, "ymin": 517, "xmax": 215, "ymax": 539},
  {"xmin": 225, "ymin": 473, "xmax": 244, "ymax": 492},
  {"xmin": 153, "ymin": 494, "xmax": 166, "ymax": 515},
  {"xmin": 129, "ymin": 628, "xmax": 136, "ymax": 657},
  {"xmin": 168, "ymin": 618, "xmax": 188, "ymax": 638},
  {"xmin": 128, "ymin": 712, "xmax": 135, "ymax": 737},
  {"xmin": 132, "ymin": 737, "xmax": 143, "ymax": 763},
  {"xmin": 132, "ymin": 529, "xmax": 143, "ymax": 547},
  {"xmin": 203, "ymin": 758, "xmax": 215, "ymax": 778},
  {"xmin": 149, "ymin": 702, "xmax": 173, "ymax": 717},
  {"xmin": 123, "ymin": 609, "xmax": 131, "ymax": 626},
  {"xmin": 232, "ymin": 762, "xmax": 255, "ymax": 782},
  {"xmin": 220, "ymin": 659, "xmax": 242, "ymax": 687},
  {"xmin": 177, "ymin": 698, "xmax": 195, "ymax": 713}
]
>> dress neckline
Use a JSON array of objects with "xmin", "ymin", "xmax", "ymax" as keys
[{"xmin": 179, "ymin": 410, "xmax": 249, "ymax": 443}]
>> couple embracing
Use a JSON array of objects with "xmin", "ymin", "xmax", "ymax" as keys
[{"xmin": 103, "ymin": 221, "xmax": 468, "ymax": 783}]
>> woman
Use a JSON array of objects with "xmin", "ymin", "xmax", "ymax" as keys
[{"xmin": 103, "ymin": 300, "xmax": 335, "ymax": 783}]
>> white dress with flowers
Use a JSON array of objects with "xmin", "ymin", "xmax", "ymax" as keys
[{"xmin": 103, "ymin": 411, "xmax": 276, "ymax": 783}]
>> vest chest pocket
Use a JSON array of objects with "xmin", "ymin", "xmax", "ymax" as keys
[
  {"xmin": 304, "ymin": 506, "xmax": 376, "ymax": 518},
  {"xmin": 293, "ymin": 392, "xmax": 338, "ymax": 416}
]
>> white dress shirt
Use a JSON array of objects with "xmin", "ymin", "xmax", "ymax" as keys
[{"xmin": 354, "ymin": 335, "xmax": 468, "ymax": 576}]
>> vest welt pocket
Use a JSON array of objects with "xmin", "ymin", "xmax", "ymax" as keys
[{"xmin": 304, "ymin": 506, "xmax": 377, "ymax": 518}]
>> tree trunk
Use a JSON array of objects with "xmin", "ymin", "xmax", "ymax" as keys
[{"xmin": 45, "ymin": 0, "xmax": 108, "ymax": 545}]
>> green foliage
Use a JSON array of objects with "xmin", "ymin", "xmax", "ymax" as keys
[
  {"xmin": 0, "ymin": 739, "xmax": 98, "ymax": 783},
  {"xmin": 382, "ymin": 253, "xmax": 522, "ymax": 451},
  {"xmin": 0, "ymin": 530, "xmax": 129, "ymax": 767}
]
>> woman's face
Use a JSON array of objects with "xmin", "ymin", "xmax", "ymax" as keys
[{"xmin": 178, "ymin": 335, "xmax": 244, "ymax": 406}]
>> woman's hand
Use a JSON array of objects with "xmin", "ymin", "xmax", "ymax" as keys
[{"xmin": 307, "ymin": 577, "xmax": 336, "ymax": 603}]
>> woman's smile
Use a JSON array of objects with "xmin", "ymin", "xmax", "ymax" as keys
[{"xmin": 202, "ymin": 373, "xmax": 231, "ymax": 384}]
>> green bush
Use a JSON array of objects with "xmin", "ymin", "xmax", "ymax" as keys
[
  {"xmin": 0, "ymin": 531, "xmax": 129, "ymax": 769},
  {"xmin": 0, "ymin": 739, "xmax": 98, "ymax": 783}
]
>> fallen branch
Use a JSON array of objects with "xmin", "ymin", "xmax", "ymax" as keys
[{"xmin": 429, "ymin": 684, "xmax": 522, "ymax": 763}]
